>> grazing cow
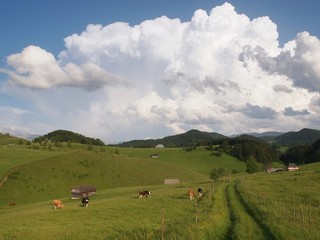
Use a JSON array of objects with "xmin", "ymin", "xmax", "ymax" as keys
[
  {"xmin": 139, "ymin": 190, "xmax": 151, "ymax": 199},
  {"xmin": 52, "ymin": 199, "xmax": 64, "ymax": 209},
  {"xmin": 188, "ymin": 189, "xmax": 195, "ymax": 201},
  {"xmin": 82, "ymin": 197, "xmax": 89, "ymax": 207},
  {"xmin": 198, "ymin": 188, "xmax": 203, "ymax": 198}
]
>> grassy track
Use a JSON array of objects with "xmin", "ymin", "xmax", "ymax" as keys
[{"xmin": 236, "ymin": 163, "xmax": 320, "ymax": 239}]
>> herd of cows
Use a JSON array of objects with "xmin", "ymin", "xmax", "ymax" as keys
[
  {"xmin": 52, "ymin": 196, "xmax": 89, "ymax": 209},
  {"xmin": 52, "ymin": 188, "xmax": 203, "ymax": 209}
]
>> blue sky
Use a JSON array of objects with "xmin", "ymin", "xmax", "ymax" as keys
[{"xmin": 1, "ymin": 0, "xmax": 320, "ymax": 142}]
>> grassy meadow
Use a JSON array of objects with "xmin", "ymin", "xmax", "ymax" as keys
[{"xmin": 0, "ymin": 141, "xmax": 320, "ymax": 239}]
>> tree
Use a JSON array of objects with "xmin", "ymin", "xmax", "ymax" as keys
[
  {"xmin": 87, "ymin": 140, "xmax": 93, "ymax": 151},
  {"xmin": 246, "ymin": 156, "xmax": 260, "ymax": 174},
  {"xmin": 210, "ymin": 168, "xmax": 226, "ymax": 182}
]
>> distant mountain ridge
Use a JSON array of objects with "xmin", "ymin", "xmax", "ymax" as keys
[
  {"xmin": 114, "ymin": 128, "xmax": 320, "ymax": 147},
  {"xmin": 114, "ymin": 129, "xmax": 227, "ymax": 148},
  {"xmin": 4, "ymin": 127, "xmax": 320, "ymax": 148},
  {"xmin": 275, "ymin": 128, "xmax": 320, "ymax": 145}
]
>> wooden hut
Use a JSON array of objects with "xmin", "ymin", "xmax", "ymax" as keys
[{"xmin": 71, "ymin": 185, "xmax": 96, "ymax": 199}]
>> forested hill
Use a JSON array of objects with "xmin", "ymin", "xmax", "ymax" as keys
[
  {"xmin": 113, "ymin": 129, "xmax": 227, "ymax": 148},
  {"xmin": 275, "ymin": 128, "xmax": 320, "ymax": 145},
  {"xmin": 33, "ymin": 130, "xmax": 105, "ymax": 146}
]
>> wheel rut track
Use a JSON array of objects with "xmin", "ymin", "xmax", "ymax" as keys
[{"xmin": 224, "ymin": 182, "xmax": 277, "ymax": 240}]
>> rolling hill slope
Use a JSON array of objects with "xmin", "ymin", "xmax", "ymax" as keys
[
  {"xmin": 275, "ymin": 128, "xmax": 320, "ymax": 145},
  {"xmin": 0, "ymin": 149, "xmax": 207, "ymax": 205}
]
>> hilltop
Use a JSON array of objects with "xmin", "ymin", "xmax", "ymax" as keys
[
  {"xmin": 33, "ymin": 129, "xmax": 105, "ymax": 146},
  {"xmin": 274, "ymin": 128, "xmax": 320, "ymax": 145},
  {"xmin": 0, "ymin": 133, "xmax": 28, "ymax": 145}
]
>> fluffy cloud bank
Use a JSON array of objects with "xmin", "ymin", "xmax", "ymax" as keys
[{"xmin": 1, "ymin": 2, "xmax": 320, "ymax": 141}]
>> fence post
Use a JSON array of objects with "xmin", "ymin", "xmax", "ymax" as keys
[
  {"xmin": 293, "ymin": 194, "xmax": 296, "ymax": 223},
  {"xmin": 162, "ymin": 208, "xmax": 165, "ymax": 240},
  {"xmin": 285, "ymin": 197, "xmax": 288, "ymax": 220},
  {"xmin": 195, "ymin": 201, "xmax": 198, "ymax": 223},
  {"xmin": 308, "ymin": 200, "xmax": 311, "ymax": 230},
  {"xmin": 299, "ymin": 197, "xmax": 304, "ymax": 227}
]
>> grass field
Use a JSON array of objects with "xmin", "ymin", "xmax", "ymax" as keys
[{"xmin": 0, "ymin": 142, "xmax": 320, "ymax": 239}]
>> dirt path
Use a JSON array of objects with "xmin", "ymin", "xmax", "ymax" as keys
[
  {"xmin": 223, "ymin": 182, "xmax": 276, "ymax": 240},
  {"xmin": 0, "ymin": 168, "xmax": 17, "ymax": 188}
]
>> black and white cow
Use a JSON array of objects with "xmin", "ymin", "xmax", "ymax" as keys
[
  {"xmin": 139, "ymin": 190, "xmax": 151, "ymax": 199},
  {"xmin": 82, "ymin": 196, "xmax": 89, "ymax": 207},
  {"xmin": 197, "ymin": 188, "xmax": 203, "ymax": 198}
]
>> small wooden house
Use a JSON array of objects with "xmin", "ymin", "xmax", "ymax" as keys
[
  {"xmin": 71, "ymin": 185, "xmax": 96, "ymax": 199},
  {"xmin": 150, "ymin": 153, "xmax": 159, "ymax": 158},
  {"xmin": 164, "ymin": 179, "xmax": 180, "ymax": 184},
  {"xmin": 288, "ymin": 163, "xmax": 299, "ymax": 171}
]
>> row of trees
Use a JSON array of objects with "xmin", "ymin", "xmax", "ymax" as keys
[
  {"xmin": 210, "ymin": 136, "xmax": 320, "ymax": 176},
  {"xmin": 280, "ymin": 139, "xmax": 320, "ymax": 165}
]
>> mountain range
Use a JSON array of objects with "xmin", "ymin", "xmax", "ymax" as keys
[
  {"xmin": 2, "ymin": 128, "xmax": 320, "ymax": 148},
  {"xmin": 114, "ymin": 128, "xmax": 320, "ymax": 148}
]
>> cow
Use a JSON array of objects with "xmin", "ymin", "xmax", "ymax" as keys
[
  {"xmin": 198, "ymin": 188, "xmax": 203, "ymax": 198},
  {"xmin": 52, "ymin": 199, "xmax": 64, "ymax": 209},
  {"xmin": 82, "ymin": 196, "xmax": 89, "ymax": 207},
  {"xmin": 139, "ymin": 190, "xmax": 151, "ymax": 199},
  {"xmin": 9, "ymin": 202, "xmax": 16, "ymax": 207},
  {"xmin": 188, "ymin": 189, "xmax": 195, "ymax": 201}
]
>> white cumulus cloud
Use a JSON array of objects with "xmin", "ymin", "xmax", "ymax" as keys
[{"xmin": 1, "ymin": 2, "xmax": 320, "ymax": 141}]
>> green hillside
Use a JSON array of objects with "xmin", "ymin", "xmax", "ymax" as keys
[
  {"xmin": 33, "ymin": 129, "xmax": 105, "ymax": 146},
  {"xmin": 114, "ymin": 129, "xmax": 227, "ymax": 148},
  {"xmin": 275, "ymin": 128, "xmax": 320, "ymax": 145},
  {"xmin": 0, "ymin": 148, "xmax": 208, "ymax": 205},
  {"xmin": 0, "ymin": 133, "xmax": 27, "ymax": 145},
  {"xmin": 0, "ymin": 152, "xmax": 319, "ymax": 239},
  {"xmin": 1, "ymin": 130, "xmax": 319, "ymax": 239}
]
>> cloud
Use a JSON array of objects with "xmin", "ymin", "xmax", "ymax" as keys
[
  {"xmin": 243, "ymin": 104, "xmax": 277, "ymax": 119},
  {"xmin": 242, "ymin": 32, "xmax": 320, "ymax": 93},
  {"xmin": 1, "ymin": 45, "xmax": 129, "ymax": 91},
  {"xmin": 1, "ymin": 2, "xmax": 320, "ymax": 141},
  {"xmin": 283, "ymin": 107, "xmax": 310, "ymax": 116},
  {"xmin": 273, "ymin": 84, "xmax": 293, "ymax": 93}
]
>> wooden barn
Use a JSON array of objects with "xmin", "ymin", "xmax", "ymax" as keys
[
  {"xmin": 164, "ymin": 179, "xmax": 180, "ymax": 184},
  {"xmin": 288, "ymin": 163, "xmax": 299, "ymax": 171},
  {"xmin": 71, "ymin": 185, "xmax": 96, "ymax": 199}
]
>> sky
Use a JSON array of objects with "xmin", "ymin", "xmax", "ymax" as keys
[{"xmin": 0, "ymin": 0, "xmax": 320, "ymax": 143}]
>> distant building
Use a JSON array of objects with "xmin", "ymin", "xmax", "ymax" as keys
[
  {"xmin": 155, "ymin": 144, "xmax": 165, "ymax": 148},
  {"xmin": 164, "ymin": 179, "xmax": 180, "ymax": 184},
  {"xmin": 288, "ymin": 163, "xmax": 299, "ymax": 171},
  {"xmin": 265, "ymin": 167, "xmax": 285, "ymax": 173},
  {"xmin": 71, "ymin": 185, "xmax": 96, "ymax": 199}
]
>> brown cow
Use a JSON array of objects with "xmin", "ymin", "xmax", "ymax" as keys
[
  {"xmin": 188, "ymin": 189, "xmax": 195, "ymax": 201},
  {"xmin": 52, "ymin": 199, "xmax": 64, "ymax": 209}
]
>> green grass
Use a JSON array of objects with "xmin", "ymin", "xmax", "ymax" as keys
[
  {"xmin": 0, "ymin": 149, "xmax": 208, "ymax": 205},
  {"xmin": 1, "ymin": 143, "xmax": 320, "ymax": 239},
  {"xmin": 0, "ymin": 145, "xmax": 67, "ymax": 178},
  {"xmin": 0, "ymin": 133, "xmax": 27, "ymax": 145},
  {"xmin": 0, "ymin": 183, "xmax": 218, "ymax": 240},
  {"xmin": 111, "ymin": 146, "xmax": 246, "ymax": 175},
  {"xmin": 235, "ymin": 163, "xmax": 320, "ymax": 239}
]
